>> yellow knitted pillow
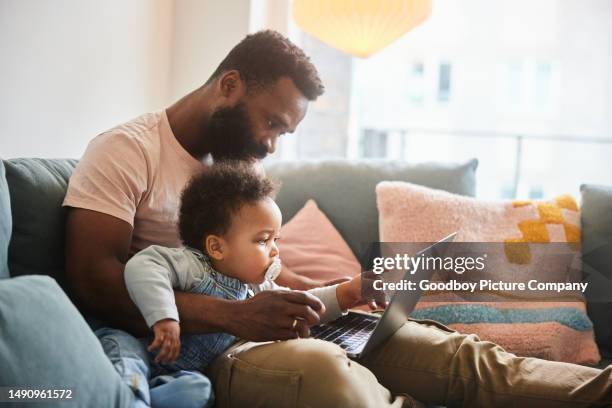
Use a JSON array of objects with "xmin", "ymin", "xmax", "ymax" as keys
[{"xmin": 504, "ymin": 195, "xmax": 580, "ymax": 264}]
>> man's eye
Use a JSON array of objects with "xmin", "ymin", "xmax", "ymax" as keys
[{"xmin": 267, "ymin": 119, "xmax": 276, "ymax": 129}]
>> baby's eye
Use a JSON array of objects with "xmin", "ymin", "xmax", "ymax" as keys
[{"xmin": 258, "ymin": 239, "xmax": 268, "ymax": 245}]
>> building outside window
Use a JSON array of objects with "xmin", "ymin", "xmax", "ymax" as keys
[
  {"xmin": 272, "ymin": 0, "xmax": 612, "ymax": 200},
  {"xmin": 408, "ymin": 62, "xmax": 425, "ymax": 105},
  {"xmin": 437, "ymin": 63, "xmax": 451, "ymax": 102}
]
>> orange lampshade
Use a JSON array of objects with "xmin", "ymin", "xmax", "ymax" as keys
[{"xmin": 293, "ymin": 0, "xmax": 432, "ymax": 58}]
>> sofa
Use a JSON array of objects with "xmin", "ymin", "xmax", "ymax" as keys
[{"xmin": 0, "ymin": 157, "xmax": 610, "ymax": 407}]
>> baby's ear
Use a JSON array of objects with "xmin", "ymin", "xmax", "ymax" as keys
[{"xmin": 205, "ymin": 235, "xmax": 225, "ymax": 261}]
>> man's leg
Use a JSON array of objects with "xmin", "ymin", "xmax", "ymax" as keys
[
  {"xmin": 95, "ymin": 327, "xmax": 152, "ymax": 407},
  {"xmin": 206, "ymin": 338, "xmax": 424, "ymax": 408},
  {"xmin": 362, "ymin": 318, "xmax": 612, "ymax": 407},
  {"xmin": 148, "ymin": 370, "xmax": 214, "ymax": 408}
]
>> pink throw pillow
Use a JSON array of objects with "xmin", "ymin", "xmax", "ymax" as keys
[
  {"xmin": 375, "ymin": 181, "xmax": 600, "ymax": 365},
  {"xmin": 279, "ymin": 200, "xmax": 360, "ymax": 283}
]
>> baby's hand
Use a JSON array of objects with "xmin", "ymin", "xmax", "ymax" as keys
[
  {"xmin": 149, "ymin": 319, "xmax": 181, "ymax": 364},
  {"xmin": 336, "ymin": 273, "xmax": 388, "ymax": 311}
]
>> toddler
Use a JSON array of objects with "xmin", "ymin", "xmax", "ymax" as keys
[{"xmin": 101, "ymin": 161, "xmax": 351, "ymax": 408}]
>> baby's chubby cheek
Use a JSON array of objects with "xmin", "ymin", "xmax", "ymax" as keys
[{"xmin": 242, "ymin": 263, "xmax": 268, "ymax": 284}]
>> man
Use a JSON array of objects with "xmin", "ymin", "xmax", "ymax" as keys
[{"xmin": 64, "ymin": 30, "xmax": 611, "ymax": 407}]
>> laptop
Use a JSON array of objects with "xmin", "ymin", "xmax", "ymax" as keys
[{"xmin": 310, "ymin": 232, "xmax": 457, "ymax": 359}]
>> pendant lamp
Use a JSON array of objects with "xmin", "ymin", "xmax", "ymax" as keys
[{"xmin": 293, "ymin": 0, "xmax": 432, "ymax": 58}]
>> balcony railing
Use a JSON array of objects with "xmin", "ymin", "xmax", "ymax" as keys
[{"xmin": 358, "ymin": 128, "xmax": 612, "ymax": 198}]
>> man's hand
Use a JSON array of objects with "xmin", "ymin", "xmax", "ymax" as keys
[
  {"xmin": 227, "ymin": 290, "xmax": 326, "ymax": 341},
  {"xmin": 149, "ymin": 319, "xmax": 181, "ymax": 364}
]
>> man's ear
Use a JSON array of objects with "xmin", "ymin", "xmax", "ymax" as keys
[
  {"xmin": 205, "ymin": 235, "xmax": 226, "ymax": 261},
  {"xmin": 218, "ymin": 70, "xmax": 246, "ymax": 99}
]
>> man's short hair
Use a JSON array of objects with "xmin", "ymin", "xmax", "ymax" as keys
[
  {"xmin": 208, "ymin": 30, "xmax": 324, "ymax": 100},
  {"xmin": 179, "ymin": 161, "xmax": 278, "ymax": 249}
]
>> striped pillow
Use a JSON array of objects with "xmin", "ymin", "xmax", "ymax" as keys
[{"xmin": 376, "ymin": 181, "xmax": 600, "ymax": 365}]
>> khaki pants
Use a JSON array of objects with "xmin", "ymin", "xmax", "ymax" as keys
[{"xmin": 206, "ymin": 318, "xmax": 612, "ymax": 407}]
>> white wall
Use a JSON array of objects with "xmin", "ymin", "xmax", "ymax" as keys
[
  {"xmin": 0, "ymin": 0, "xmax": 255, "ymax": 159},
  {"xmin": 169, "ymin": 0, "xmax": 252, "ymax": 101},
  {"xmin": 0, "ymin": 0, "xmax": 174, "ymax": 159}
]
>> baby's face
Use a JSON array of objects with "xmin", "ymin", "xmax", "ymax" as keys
[{"xmin": 215, "ymin": 197, "xmax": 282, "ymax": 284}]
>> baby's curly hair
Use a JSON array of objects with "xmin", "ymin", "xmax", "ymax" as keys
[{"xmin": 179, "ymin": 161, "xmax": 278, "ymax": 249}]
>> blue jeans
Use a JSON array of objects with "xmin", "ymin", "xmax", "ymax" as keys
[{"xmin": 95, "ymin": 327, "xmax": 214, "ymax": 408}]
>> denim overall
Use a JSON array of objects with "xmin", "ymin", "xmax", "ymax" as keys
[
  {"xmin": 156, "ymin": 247, "xmax": 249, "ymax": 373},
  {"xmin": 95, "ymin": 247, "xmax": 248, "ymax": 408}
]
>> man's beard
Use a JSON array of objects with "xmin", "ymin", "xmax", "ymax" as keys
[{"xmin": 204, "ymin": 102, "xmax": 269, "ymax": 161}]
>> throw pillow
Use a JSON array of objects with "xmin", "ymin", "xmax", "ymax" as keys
[
  {"xmin": 279, "ymin": 199, "xmax": 361, "ymax": 283},
  {"xmin": 376, "ymin": 181, "xmax": 600, "ymax": 365},
  {"xmin": 0, "ymin": 275, "xmax": 134, "ymax": 407},
  {"xmin": 581, "ymin": 183, "xmax": 612, "ymax": 358},
  {"xmin": 4, "ymin": 158, "xmax": 78, "ymax": 287},
  {"xmin": 0, "ymin": 160, "xmax": 11, "ymax": 279}
]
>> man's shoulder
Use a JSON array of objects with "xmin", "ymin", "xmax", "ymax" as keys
[
  {"xmin": 63, "ymin": 111, "xmax": 171, "ymax": 223},
  {"xmin": 108, "ymin": 111, "xmax": 164, "ymax": 138},
  {"xmin": 91, "ymin": 111, "xmax": 165, "ymax": 153}
]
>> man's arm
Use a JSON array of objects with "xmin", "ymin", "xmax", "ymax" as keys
[
  {"xmin": 65, "ymin": 208, "xmax": 325, "ymax": 340},
  {"xmin": 65, "ymin": 208, "xmax": 235, "ymax": 337}
]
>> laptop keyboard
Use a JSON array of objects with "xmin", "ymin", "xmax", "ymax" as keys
[{"xmin": 310, "ymin": 314, "xmax": 378, "ymax": 353}]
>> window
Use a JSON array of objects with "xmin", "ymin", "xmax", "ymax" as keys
[
  {"xmin": 360, "ymin": 129, "xmax": 388, "ymax": 158},
  {"xmin": 438, "ymin": 63, "xmax": 452, "ymax": 102},
  {"xmin": 506, "ymin": 61, "xmax": 554, "ymax": 112},
  {"xmin": 408, "ymin": 62, "xmax": 425, "ymax": 104},
  {"xmin": 277, "ymin": 0, "xmax": 612, "ymax": 200},
  {"xmin": 535, "ymin": 62, "xmax": 552, "ymax": 110},
  {"xmin": 528, "ymin": 186, "xmax": 544, "ymax": 199},
  {"xmin": 507, "ymin": 62, "xmax": 524, "ymax": 108}
]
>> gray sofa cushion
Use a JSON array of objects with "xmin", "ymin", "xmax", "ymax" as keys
[
  {"xmin": 0, "ymin": 160, "xmax": 11, "ymax": 279},
  {"xmin": 2, "ymin": 157, "xmax": 477, "ymax": 286},
  {"xmin": 581, "ymin": 183, "xmax": 612, "ymax": 358},
  {"xmin": 0, "ymin": 275, "xmax": 133, "ymax": 407},
  {"xmin": 4, "ymin": 159, "xmax": 78, "ymax": 287},
  {"xmin": 266, "ymin": 159, "xmax": 478, "ymax": 257}
]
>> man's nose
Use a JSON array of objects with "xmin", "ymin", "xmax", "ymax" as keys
[{"xmin": 266, "ymin": 135, "xmax": 279, "ymax": 153}]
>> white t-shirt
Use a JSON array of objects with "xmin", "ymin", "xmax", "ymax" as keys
[{"xmin": 63, "ymin": 110, "xmax": 203, "ymax": 255}]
